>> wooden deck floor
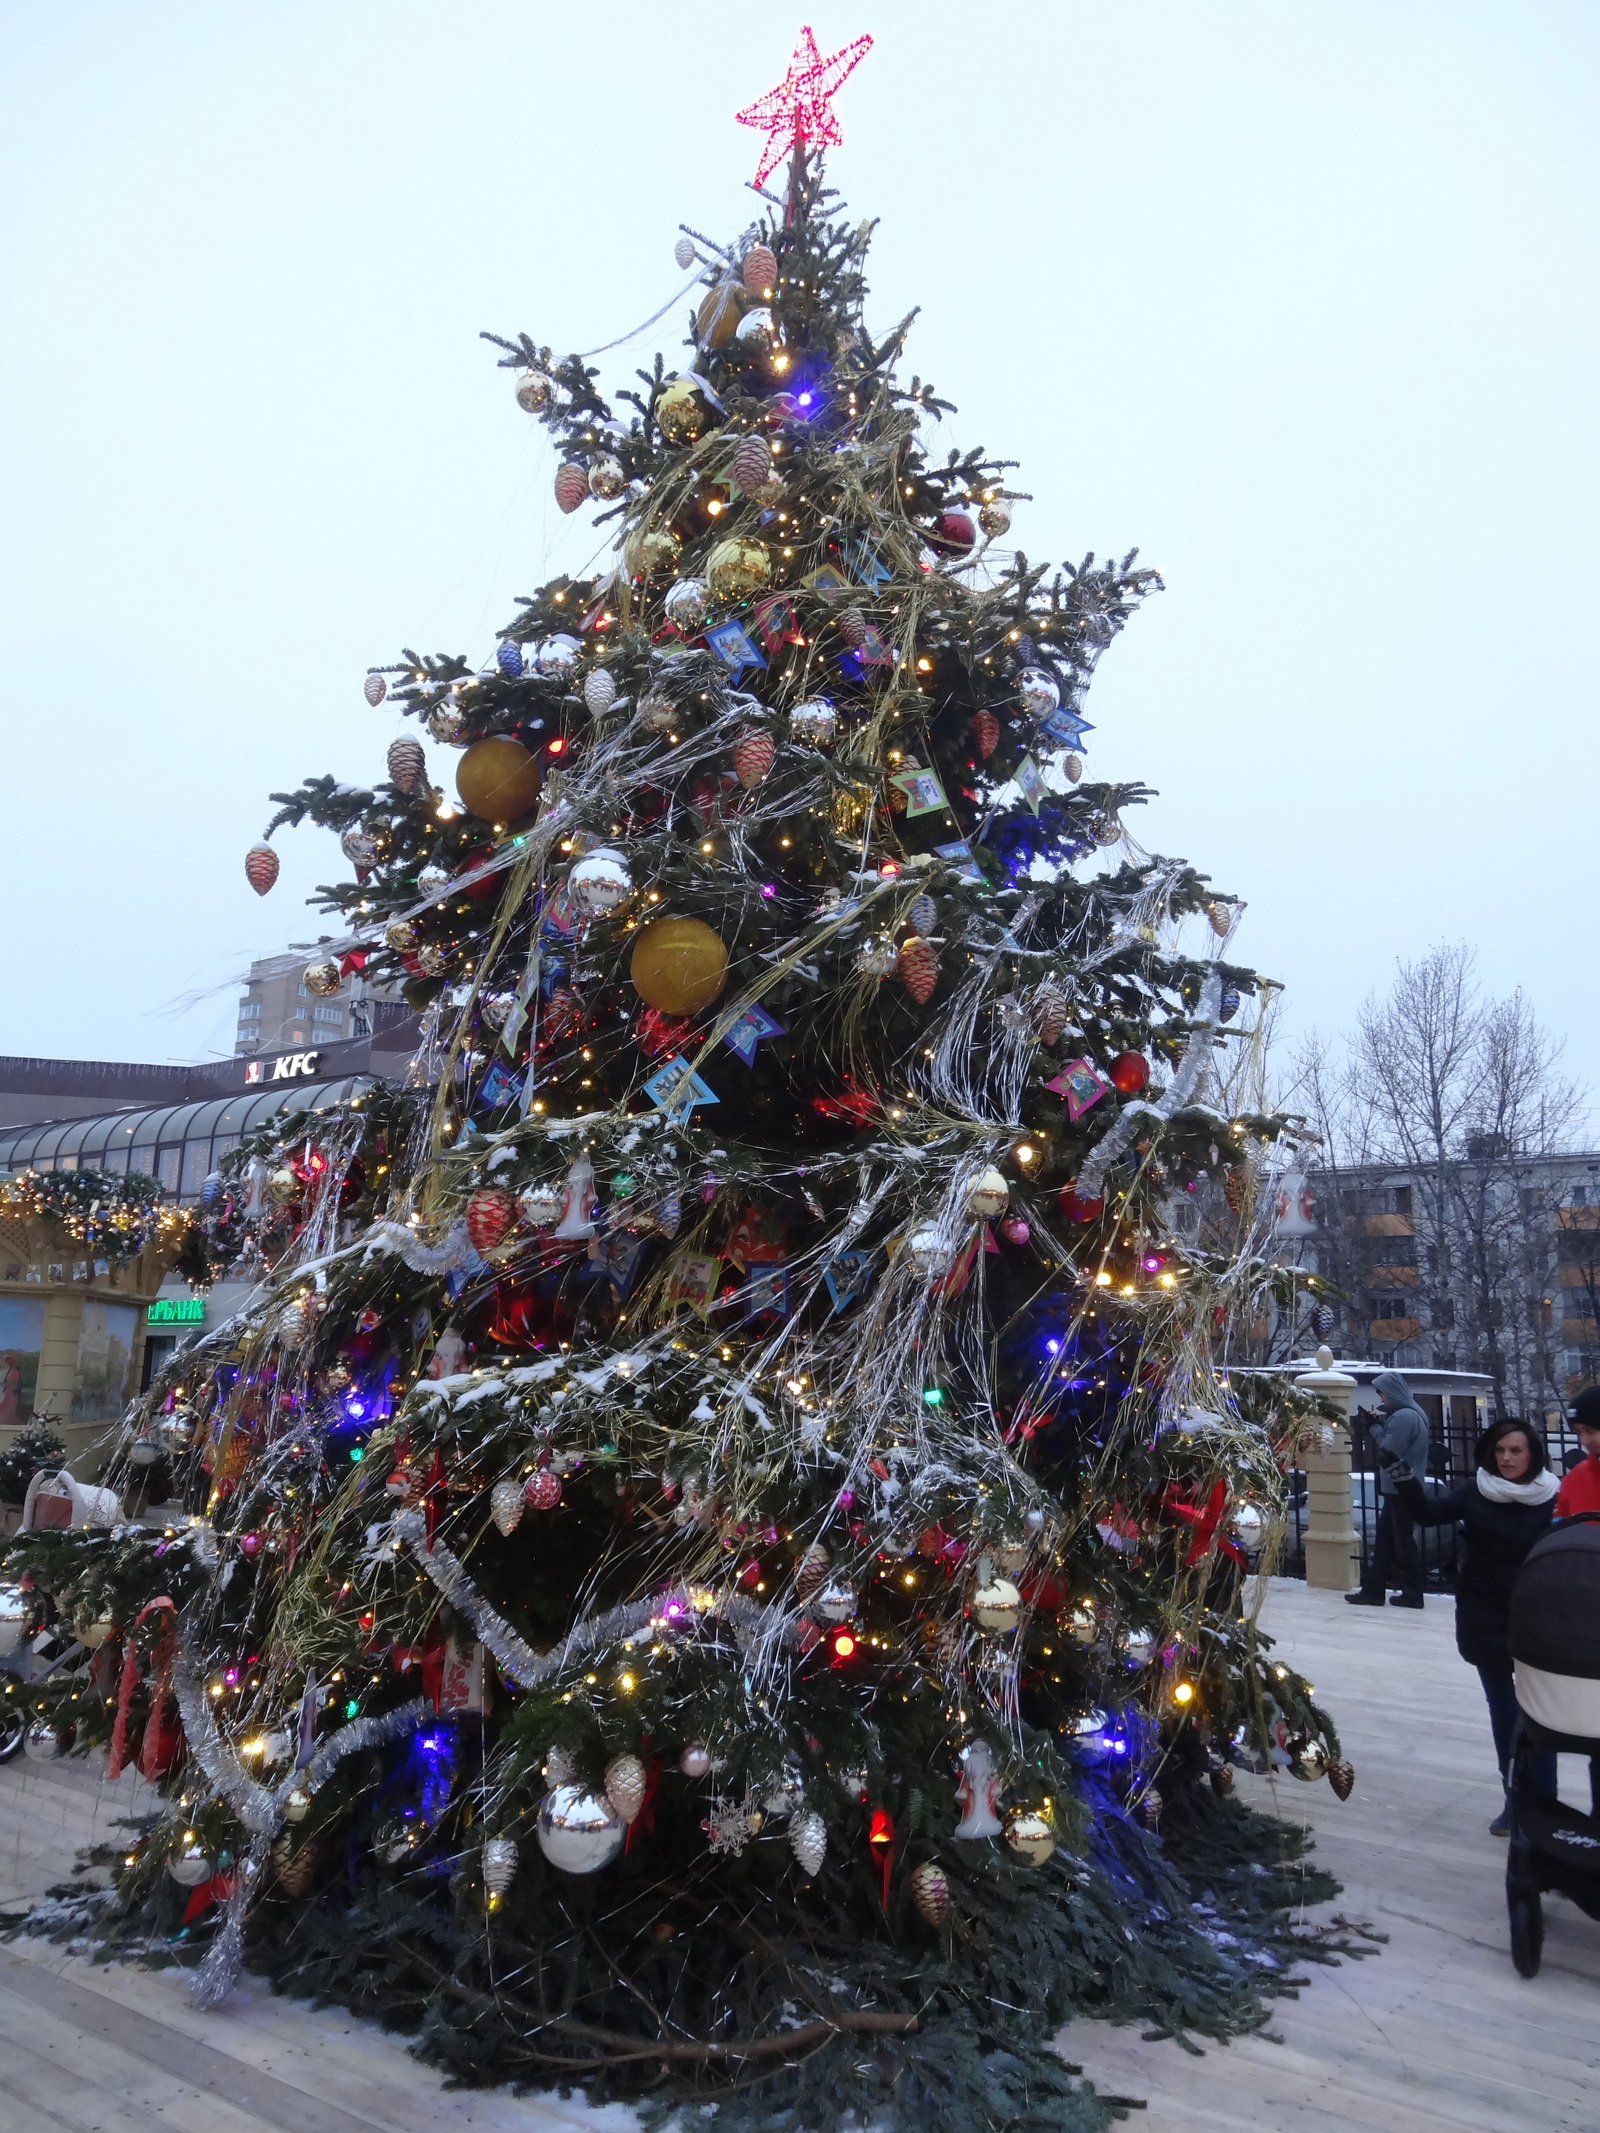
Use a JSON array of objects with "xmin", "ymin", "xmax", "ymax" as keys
[{"xmin": 1, "ymin": 1580, "xmax": 1597, "ymax": 2131}]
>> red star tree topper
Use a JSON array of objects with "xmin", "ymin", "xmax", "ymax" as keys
[{"xmin": 735, "ymin": 26, "xmax": 873, "ymax": 189}]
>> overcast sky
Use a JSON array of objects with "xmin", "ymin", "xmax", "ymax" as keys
[{"xmin": 2, "ymin": 2, "xmax": 1595, "ymax": 1103}]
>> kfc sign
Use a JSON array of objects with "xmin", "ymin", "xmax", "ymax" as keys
[{"xmin": 244, "ymin": 1050, "xmax": 323, "ymax": 1086}]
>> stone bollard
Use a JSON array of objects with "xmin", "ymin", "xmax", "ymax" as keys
[{"xmin": 1293, "ymin": 1344, "xmax": 1360, "ymax": 1591}]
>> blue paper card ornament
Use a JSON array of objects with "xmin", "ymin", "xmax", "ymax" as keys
[
  {"xmin": 724, "ymin": 1003, "xmax": 786, "ymax": 1064},
  {"xmin": 477, "ymin": 1060, "xmax": 521, "ymax": 1109},
  {"xmin": 845, "ymin": 538, "xmax": 891, "ymax": 587},
  {"xmin": 934, "ymin": 838, "xmax": 984, "ymax": 883},
  {"xmin": 1040, "ymin": 706, "xmax": 1094, "ymax": 752},
  {"xmin": 854, "ymin": 624, "xmax": 894, "ymax": 666},
  {"xmin": 643, "ymin": 1055, "xmax": 720, "ymax": 1125},
  {"xmin": 704, "ymin": 618, "xmax": 767, "ymax": 677},
  {"xmin": 804, "ymin": 563, "xmax": 850, "ymax": 595},
  {"xmin": 823, "ymin": 1250, "xmax": 872, "ymax": 1314},
  {"xmin": 743, "ymin": 1260, "xmax": 794, "ymax": 1323},
  {"xmin": 1013, "ymin": 754, "xmax": 1047, "ymax": 814}
]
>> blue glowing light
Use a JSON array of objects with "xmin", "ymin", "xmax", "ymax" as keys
[{"xmin": 1045, "ymin": 1339, "xmax": 1060, "ymax": 1355}]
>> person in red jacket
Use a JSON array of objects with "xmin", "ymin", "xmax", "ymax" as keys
[{"xmin": 1556, "ymin": 1386, "xmax": 1600, "ymax": 1517}]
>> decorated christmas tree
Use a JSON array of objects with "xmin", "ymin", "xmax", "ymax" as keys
[{"xmin": 4, "ymin": 37, "xmax": 1354, "ymax": 2133}]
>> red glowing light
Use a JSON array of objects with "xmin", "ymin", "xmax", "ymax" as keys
[
  {"xmin": 547, "ymin": 736, "xmax": 566, "ymax": 754},
  {"xmin": 829, "ymin": 1629, "xmax": 857, "ymax": 1661},
  {"xmin": 734, "ymin": 26, "xmax": 874, "ymax": 189}
]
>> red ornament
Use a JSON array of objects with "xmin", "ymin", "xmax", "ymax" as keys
[
  {"xmin": 363, "ymin": 673, "xmax": 387, "ymax": 707},
  {"xmin": 729, "ymin": 435, "xmax": 773, "ymax": 495},
  {"xmin": 1059, "ymin": 1181, "xmax": 1104, "ymax": 1223},
  {"xmin": 237, "ymin": 1531, "xmax": 263, "ymax": 1557},
  {"xmin": 732, "ymin": 729, "xmax": 776, "ymax": 788},
  {"xmin": 970, "ymin": 710, "xmax": 999, "ymax": 760},
  {"xmin": 895, "ymin": 937, "xmax": 939, "ymax": 1006},
  {"xmin": 1001, "ymin": 1216, "xmax": 1030, "ymax": 1246},
  {"xmin": 523, "ymin": 1469, "xmax": 562, "ymax": 1511},
  {"xmin": 867, "ymin": 1807, "xmax": 895, "ymax": 1909},
  {"xmin": 554, "ymin": 464, "xmax": 589, "ymax": 514},
  {"xmin": 636, "ymin": 1007, "xmax": 692, "ymax": 1058},
  {"xmin": 466, "ymin": 1187, "xmax": 516, "ymax": 1255},
  {"xmin": 742, "ymin": 243, "xmax": 778, "ymax": 298},
  {"xmin": 734, "ymin": 27, "xmax": 874, "ymax": 188},
  {"xmin": 244, "ymin": 845, "xmax": 279, "ymax": 896},
  {"xmin": 1108, "ymin": 1051, "xmax": 1150, "ymax": 1094},
  {"xmin": 931, "ymin": 509, "xmax": 977, "ymax": 554}
]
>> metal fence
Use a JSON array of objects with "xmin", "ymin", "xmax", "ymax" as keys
[{"xmin": 1280, "ymin": 1405, "xmax": 1582, "ymax": 1588}]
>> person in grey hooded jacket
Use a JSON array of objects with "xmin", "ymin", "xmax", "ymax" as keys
[{"xmin": 1346, "ymin": 1369, "xmax": 1431, "ymax": 1609}]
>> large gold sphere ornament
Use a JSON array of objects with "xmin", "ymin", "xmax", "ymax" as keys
[
  {"xmin": 624, "ymin": 525, "xmax": 682, "ymax": 582},
  {"xmin": 706, "ymin": 538, "xmax": 771, "ymax": 603},
  {"xmin": 655, "ymin": 378, "xmax": 707, "ymax": 443},
  {"xmin": 1003, "ymin": 1807, "xmax": 1057, "ymax": 1866},
  {"xmin": 303, "ymin": 958, "xmax": 342, "ymax": 998},
  {"xmin": 696, "ymin": 281, "xmax": 746, "ymax": 350},
  {"xmin": 455, "ymin": 736, "xmax": 543, "ymax": 824},
  {"xmin": 629, "ymin": 916, "xmax": 729, "ymax": 1017}
]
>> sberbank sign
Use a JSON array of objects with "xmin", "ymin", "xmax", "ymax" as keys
[{"xmin": 147, "ymin": 1297, "xmax": 204, "ymax": 1326}]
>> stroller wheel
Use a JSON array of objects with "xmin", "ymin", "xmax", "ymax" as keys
[
  {"xmin": 1509, "ymin": 1889, "xmax": 1544, "ymax": 1978},
  {"xmin": 0, "ymin": 1703, "xmax": 24, "ymax": 1763}
]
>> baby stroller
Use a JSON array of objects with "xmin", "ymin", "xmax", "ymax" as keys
[{"xmin": 1504, "ymin": 1512, "xmax": 1600, "ymax": 1976}]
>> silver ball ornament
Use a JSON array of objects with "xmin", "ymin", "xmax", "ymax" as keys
[
  {"xmin": 679, "ymin": 1742, "xmax": 713, "ymax": 1779},
  {"xmin": 568, "ymin": 847, "xmax": 632, "ymax": 917},
  {"xmin": 427, "ymin": 704, "xmax": 465, "ymax": 744},
  {"xmin": 519, "ymin": 1181, "xmax": 564, "ymax": 1228},
  {"xmin": 1016, "ymin": 667, "xmax": 1060, "ymax": 719},
  {"xmin": 964, "ymin": 1166, "xmax": 1009, "ymax": 1222},
  {"xmin": 663, "ymin": 578, "xmax": 710, "ymax": 633},
  {"xmin": 167, "ymin": 1844, "xmax": 214, "ymax": 1887},
  {"xmin": 812, "ymin": 1578, "xmax": 858, "ymax": 1625},
  {"xmin": 536, "ymin": 1785, "xmax": 625, "ymax": 1874},
  {"xmin": 535, "ymin": 634, "xmax": 581, "ymax": 678},
  {"xmin": 789, "ymin": 697, "xmax": 838, "ymax": 747}
]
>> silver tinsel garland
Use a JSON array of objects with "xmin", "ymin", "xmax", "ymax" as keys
[{"xmin": 1074, "ymin": 964, "xmax": 1225, "ymax": 1201}]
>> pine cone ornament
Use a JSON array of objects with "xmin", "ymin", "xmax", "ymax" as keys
[
  {"xmin": 742, "ymin": 242, "xmax": 778, "ymax": 298},
  {"xmin": 1034, "ymin": 988, "xmax": 1068, "ymax": 1045},
  {"xmin": 909, "ymin": 1861, "xmax": 950, "ymax": 1926},
  {"xmin": 971, "ymin": 709, "xmax": 1000, "ymax": 759},
  {"xmin": 583, "ymin": 668, "xmax": 618, "ymax": 716},
  {"xmin": 387, "ymin": 737, "xmax": 427, "ymax": 792},
  {"xmin": 490, "ymin": 1478, "xmax": 525, "ymax": 1536},
  {"xmin": 794, "ymin": 1543, "xmax": 830, "ymax": 1600},
  {"xmin": 363, "ymin": 673, "xmax": 387, "ymax": 706},
  {"xmin": 1223, "ymin": 1168, "xmax": 1246, "ymax": 1215},
  {"xmin": 790, "ymin": 1808, "xmax": 826, "ymax": 1876},
  {"xmin": 837, "ymin": 607, "xmax": 869, "ymax": 648},
  {"xmin": 1209, "ymin": 1762, "xmax": 1234, "ymax": 1797},
  {"xmin": 730, "ymin": 435, "xmax": 773, "ymax": 494},
  {"xmin": 908, "ymin": 892, "xmax": 937, "ymax": 937},
  {"xmin": 1138, "ymin": 1787, "xmax": 1163, "ymax": 1830},
  {"xmin": 732, "ymin": 729, "xmax": 776, "ymax": 788},
  {"xmin": 1328, "ymin": 1760, "xmax": 1356, "ymax": 1802},
  {"xmin": 495, "ymin": 639, "xmax": 525, "ymax": 678},
  {"xmin": 272, "ymin": 1836, "xmax": 319, "ymax": 1898},
  {"xmin": 895, "ymin": 936, "xmax": 939, "ymax": 1006},
  {"xmin": 244, "ymin": 845, "xmax": 279, "ymax": 897},
  {"xmin": 605, "ymin": 1753, "xmax": 648, "ymax": 1824},
  {"xmin": 466, "ymin": 1187, "xmax": 516, "ymax": 1254},
  {"xmin": 554, "ymin": 463, "xmax": 589, "ymax": 514}
]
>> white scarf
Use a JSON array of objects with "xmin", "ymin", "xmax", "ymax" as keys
[{"xmin": 1476, "ymin": 1466, "xmax": 1559, "ymax": 1506}]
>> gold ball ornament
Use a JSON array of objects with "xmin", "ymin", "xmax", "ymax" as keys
[
  {"xmin": 629, "ymin": 916, "xmax": 729, "ymax": 1017},
  {"xmin": 455, "ymin": 736, "xmax": 543, "ymax": 824},
  {"xmin": 624, "ymin": 525, "xmax": 681, "ymax": 581},
  {"xmin": 978, "ymin": 496, "xmax": 1013, "ymax": 538},
  {"xmin": 283, "ymin": 1787, "xmax": 312, "ymax": 1824},
  {"xmin": 515, "ymin": 368, "xmax": 554, "ymax": 414},
  {"xmin": 427, "ymin": 703, "xmax": 465, "ymax": 744},
  {"xmin": 588, "ymin": 455, "xmax": 626, "ymax": 501},
  {"xmin": 969, "ymin": 1572, "xmax": 1023, "ymax": 1635},
  {"xmin": 696, "ymin": 280, "xmax": 746, "ymax": 350},
  {"xmin": 1289, "ymin": 1736, "xmax": 1330, "ymax": 1783},
  {"xmin": 385, "ymin": 918, "xmax": 418, "ymax": 953},
  {"xmin": 267, "ymin": 1166, "xmax": 302, "ymax": 1207},
  {"xmin": 655, "ymin": 378, "xmax": 707, "ymax": 443},
  {"xmin": 706, "ymin": 537, "xmax": 771, "ymax": 603},
  {"xmin": 416, "ymin": 942, "xmax": 451, "ymax": 978},
  {"xmin": 965, "ymin": 1166, "xmax": 1009, "ymax": 1222},
  {"xmin": 1003, "ymin": 1808, "xmax": 1056, "ymax": 1866},
  {"xmin": 303, "ymin": 958, "xmax": 341, "ymax": 998}
]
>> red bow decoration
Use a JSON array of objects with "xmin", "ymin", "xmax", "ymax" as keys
[
  {"xmin": 1160, "ymin": 1478, "xmax": 1243, "ymax": 1569},
  {"xmin": 182, "ymin": 1871, "xmax": 236, "ymax": 1924},
  {"xmin": 867, "ymin": 1807, "xmax": 895, "ymax": 1910}
]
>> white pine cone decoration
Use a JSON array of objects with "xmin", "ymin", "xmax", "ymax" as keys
[
  {"xmin": 790, "ymin": 1809, "xmax": 826, "ymax": 1877},
  {"xmin": 363, "ymin": 673, "xmax": 387, "ymax": 706},
  {"xmin": 490, "ymin": 1478, "xmax": 525, "ymax": 1536},
  {"xmin": 605, "ymin": 1752, "xmax": 648, "ymax": 1824},
  {"xmin": 583, "ymin": 668, "xmax": 618, "ymax": 716},
  {"xmin": 482, "ymin": 1836, "xmax": 519, "ymax": 1895},
  {"xmin": 732, "ymin": 729, "xmax": 776, "ymax": 788},
  {"xmin": 1139, "ymin": 1787, "xmax": 1163, "ymax": 1830},
  {"xmin": 909, "ymin": 1861, "xmax": 950, "ymax": 1926},
  {"xmin": 387, "ymin": 736, "xmax": 426, "ymax": 792},
  {"xmin": 895, "ymin": 936, "xmax": 939, "ymax": 1006},
  {"xmin": 794, "ymin": 1542, "xmax": 830, "ymax": 1600}
]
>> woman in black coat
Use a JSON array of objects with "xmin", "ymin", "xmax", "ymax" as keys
[{"xmin": 1395, "ymin": 1417, "xmax": 1558, "ymax": 1831}]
